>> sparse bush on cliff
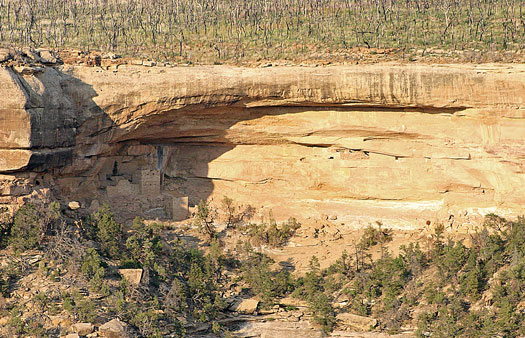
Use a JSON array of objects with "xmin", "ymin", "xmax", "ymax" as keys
[
  {"xmin": 310, "ymin": 292, "xmax": 337, "ymax": 334},
  {"xmin": 220, "ymin": 195, "xmax": 255, "ymax": 229},
  {"xmin": 81, "ymin": 247, "xmax": 109, "ymax": 295},
  {"xmin": 293, "ymin": 256, "xmax": 336, "ymax": 333},
  {"xmin": 163, "ymin": 239, "xmax": 227, "ymax": 322},
  {"xmin": 312, "ymin": 216, "xmax": 525, "ymax": 337},
  {"xmin": 359, "ymin": 221, "xmax": 393, "ymax": 256},
  {"xmin": 2, "ymin": 198, "xmax": 525, "ymax": 337},
  {"xmin": 8, "ymin": 201, "xmax": 60, "ymax": 252},
  {"xmin": 241, "ymin": 248, "xmax": 296, "ymax": 304},
  {"xmin": 92, "ymin": 204, "xmax": 124, "ymax": 259},
  {"xmin": 62, "ymin": 290, "xmax": 97, "ymax": 323},
  {"xmin": 193, "ymin": 199, "xmax": 217, "ymax": 240},
  {"xmin": 125, "ymin": 217, "xmax": 165, "ymax": 278},
  {"xmin": 0, "ymin": 206, "xmax": 11, "ymax": 248},
  {"xmin": 246, "ymin": 216, "xmax": 301, "ymax": 248}
]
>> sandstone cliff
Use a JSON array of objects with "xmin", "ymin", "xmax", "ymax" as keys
[{"xmin": 1, "ymin": 63, "xmax": 524, "ymax": 228}]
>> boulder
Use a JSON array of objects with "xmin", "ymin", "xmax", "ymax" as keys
[
  {"xmin": 71, "ymin": 322, "xmax": 94, "ymax": 335},
  {"xmin": 65, "ymin": 334, "xmax": 80, "ymax": 338},
  {"xmin": 336, "ymin": 313, "xmax": 377, "ymax": 331},
  {"xmin": 107, "ymin": 52, "xmax": 121, "ymax": 59},
  {"xmin": 49, "ymin": 314, "xmax": 72, "ymax": 328},
  {"xmin": 99, "ymin": 318, "xmax": 129, "ymax": 338},
  {"xmin": 229, "ymin": 298, "xmax": 259, "ymax": 314},
  {"xmin": 21, "ymin": 47, "xmax": 40, "ymax": 61},
  {"xmin": 68, "ymin": 201, "xmax": 81, "ymax": 210},
  {"xmin": 38, "ymin": 49, "xmax": 58, "ymax": 64},
  {"xmin": 118, "ymin": 269, "xmax": 143, "ymax": 286},
  {"xmin": 13, "ymin": 65, "xmax": 43, "ymax": 75}
]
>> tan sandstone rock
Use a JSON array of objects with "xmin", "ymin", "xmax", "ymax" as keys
[
  {"xmin": 336, "ymin": 313, "xmax": 378, "ymax": 331},
  {"xmin": 37, "ymin": 49, "xmax": 58, "ymax": 64},
  {"xmin": 118, "ymin": 269, "xmax": 143, "ymax": 286},
  {"xmin": 279, "ymin": 296, "xmax": 308, "ymax": 308},
  {"xmin": 99, "ymin": 318, "xmax": 129, "ymax": 338},
  {"xmin": 70, "ymin": 322, "xmax": 94, "ymax": 336},
  {"xmin": 68, "ymin": 201, "xmax": 81, "ymax": 210},
  {"xmin": 230, "ymin": 298, "xmax": 259, "ymax": 314},
  {"xmin": 0, "ymin": 48, "xmax": 12, "ymax": 62},
  {"xmin": 49, "ymin": 314, "xmax": 72, "ymax": 328},
  {"xmin": 65, "ymin": 334, "xmax": 80, "ymax": 338},
  {"xmin": 2, "ymin": 63, "xmax": 525, "ymax": 228}
]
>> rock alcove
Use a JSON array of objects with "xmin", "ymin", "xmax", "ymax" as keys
[{"xmin": 1, "ymin": 63, "xmax": 525, "ymax": 228}]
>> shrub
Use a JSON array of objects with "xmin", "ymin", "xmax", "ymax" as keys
[
  {"xmin": 246, "ymin": 216, "xmax": 300, "ymax": 248},
  {"xmin": 241, "ymin": 252, "xmax": 292, "ymax": 304},
  {"xmin": 193, "ymin": 200, "xmax": 217, "ymax": 240},
  {"xmin": 359, "ymin": 222, "xmax": 393, "ymax": 257},
  {"xmin": 8, "ymin": 307, "xmax": 25, "ymax": 335},
  {"xmin": 435, "ymin": 240, "xmax": 467, "ymax": 280},
  {"xmin": 292, "ymin": 256, "xmax": 336, "ymax": 333},
  {"xmin": 81, "ymin": 248, "xmax": 105, "ymax": 279},
  {"xmin": 220, "ymin": 196, "xmax": 255, "ymax": 229},
  {"xmin": 399, "ymin": 243, "xmax": 426, "ymax": 278},
  {"xmin": 162, "ymin": 239, "xmax": 226, "ymax": 322},
  {"xmin": 0, "ymin": 206, "xmax": 11, "ymax": 248},
  {"xmin": 360, "ymin": 225, "xmax": 380, "ymax": 248},
  {"xmin": 310, "ymin": 292, "xmax": 336, "ymax": 334},
  {"xmin": 62, "ymin": 291, "xmax": 97, "ymax": 322},
  {"xmin": 165, "ymin": 278, "xmax": 189, "ymax": 314},
  {"xmin": 129, "ymin": 306, "xmax": 165, "ymax": 338},
  {"xmin": 92, "ymin": 204, "xmax": 123, "ymax": 259},
  {"xmin": 327, "ymin": 249, "xmax": 353, "ymax": 277},
  {"xmin": 81, "ymin": 248, "xmax": 108, "ymax": 294},
  {"xmin": 8, "ymin": 202, "xmax": 60, "ymax": 252},
  {"xmin": 125, "ymin": 218, "xmax": 163, "ymax": 270},
  {"xmin": 459, "ymin": 253, "xmax": 485, "ymax": 301}
]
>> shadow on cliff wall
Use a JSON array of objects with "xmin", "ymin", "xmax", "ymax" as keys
[
  {"xmin": 14, "ymin": 65, "xmax": 222, "ymax": 222},
  {"xmin": 10, "ymin": 66, "xmax": 118, "ymax": 209},
  {"xmin": 11, "ymin": 65, "xmax": 118, "ymax": 175}
]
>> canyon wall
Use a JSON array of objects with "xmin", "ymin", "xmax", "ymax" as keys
[{"xmin": 1, "ymin": 63, "xmax": 525, "ymax": 229}]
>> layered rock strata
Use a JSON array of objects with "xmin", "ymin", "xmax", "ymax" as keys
[{"xmin": 1, "ymin": 63, "xmax": 524, "ymax": 228}]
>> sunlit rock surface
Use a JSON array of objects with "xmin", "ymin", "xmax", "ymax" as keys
[{"xmin": 1, "ymin": 63, "xmax": 524, "ymax": 227}]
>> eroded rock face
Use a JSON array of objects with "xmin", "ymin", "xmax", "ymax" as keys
[{"xmin": 1, "ymin": 63, "xmax": 525, "ymax": 227}]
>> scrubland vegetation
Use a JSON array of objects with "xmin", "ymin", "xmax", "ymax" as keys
[
  {"xmin": 1, "ymin": 0, "xmax": 525, "ymax": 63},
  {"xmin": 1, "ymin": 199, "xmax": 525, "ymax": 337}
]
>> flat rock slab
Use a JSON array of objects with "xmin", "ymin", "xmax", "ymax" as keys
[
  {"xmin": 65, "ymin": 334, "xmax": 80, "ymax": 338},
  {"xmin": 230, "ymin": 298, "xmax": 259, "ymax": 314},
  {"xmin": 118, "ymin": 269, "xmax": 142, "ymax": 286},
  {"xmin": 336, "ymin": 313, "xmax": 378, "ymax": 331}
]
